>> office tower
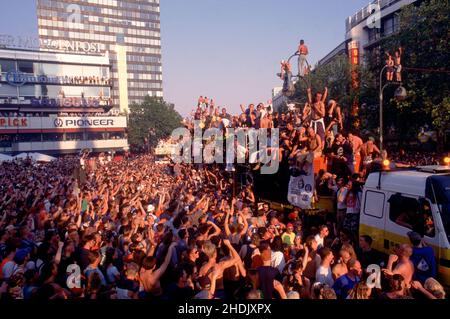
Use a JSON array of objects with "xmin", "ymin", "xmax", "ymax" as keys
[{"xmin": 37, "ymin": 0, "xmax": 163, "ymax": 111}]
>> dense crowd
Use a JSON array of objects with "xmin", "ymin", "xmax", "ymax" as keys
[
  {"xmin": 0, "ymin": 136, "xmax": 445, "ymax": 300},
  {"xmin": 0, "ymin": 57, "xmax": 446, "ymax": 299}
]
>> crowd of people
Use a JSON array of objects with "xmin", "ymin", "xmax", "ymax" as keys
[
  {"xmin": 0, "ymin": 44, "xmax": 446, "ymax": 299},
  {"xmin": 0, "ymin": 141, "xmax": 446, "ymax": 300}
]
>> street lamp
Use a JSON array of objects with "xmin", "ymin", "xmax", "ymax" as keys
[{"xmin": 379, "ymin": 65, "xmax": 407, "ymax": 154}]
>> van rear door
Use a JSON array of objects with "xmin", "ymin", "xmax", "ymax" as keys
[{"xmin": 360, "ymin": 187, "xmax": 387, "ymax": 253}]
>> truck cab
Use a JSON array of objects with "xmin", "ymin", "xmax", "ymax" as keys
[{"xmin": 360, "ymin": 165, "xmax": 450, "ymax": 286}]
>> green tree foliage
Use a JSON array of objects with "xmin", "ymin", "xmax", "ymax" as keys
[
  {"xmin": 128, "ymin": 96, "xmax": 183, "ymax": 148},
  {"xmin": 374, "ymin": 0, "xmax": 450, "ymax": 144}
]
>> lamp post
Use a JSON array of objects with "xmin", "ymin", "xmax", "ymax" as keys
[{"xmin": 379, "ymin": 66, "xmax": 407, "ymax": 154}]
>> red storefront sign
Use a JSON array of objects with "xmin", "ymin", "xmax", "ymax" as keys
[{"xmin": 0, "ymin": 118, "xmax": 28, "ymax": 127}]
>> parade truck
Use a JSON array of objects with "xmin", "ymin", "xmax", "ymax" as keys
[
  {"xmin": 359, "ymin": 164, "xmax": 450, "ymax": 287},
  {"xmin": 250, "ymin": 155, "xmax": 336, "ymax": 223},
  {"xmin": 154, "ymin": 140, "xmax": 178, "ymax": 164}
]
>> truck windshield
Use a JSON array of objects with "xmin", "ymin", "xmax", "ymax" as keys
[{"xmin": 427, "ymin": 175, "xmax": 450, "ymax": 242}]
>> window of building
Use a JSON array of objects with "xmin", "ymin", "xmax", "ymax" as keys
[
  {"xmin": 66, "ymin": 132, "xmax": 84, "ymax": 141},
  {"xmin": 383, "ymin": 15, "xmax": 400, "ymax": 36},
  {"xmin": 17, "ymin": 61, "xmax": 34, "ymax": 74},
  {"xmin": 109, "ymin": 131, "xmax": 124, "ymax": 139},
  {"xmin": 0, "ymin": 134, "xmax": 13, "ymax": 147},
  {"xmin": 0, "ymin": 59, "xmax": 16, "ymax": 73},
  {"xmin": 86, "ymin": 132, "xmax": 107, "ymax": 140},
  {"xmin": 43, "ymin": 133, "xmax": 64, "ymax": 141},
  {"xmin": 367, "ymin": 27, "xmax": 380, "ymax": 44},
  {"xmin": 388, "ymin": 194, "xmax": 435, "ymax": 237},
  {"xmin": 17, "ymin": 134, "xmax": 41, "ymax": 142}
]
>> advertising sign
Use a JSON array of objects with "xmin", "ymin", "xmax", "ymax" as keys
[
  {"xmin": 0, "ymin": 116, "xmax": 126, "ymax": 130},
  {"xmin": 2, "ymin": 71, "xmax": 110, "ymax": 87},
  {"xmin": 31, "ymin": 97, "xmax": 103, "ymax": 108},
  {"xmin": 0, "ymin": 34, "xmax": 102, "ymax": 54}
]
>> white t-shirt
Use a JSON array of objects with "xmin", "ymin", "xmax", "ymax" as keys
[
  {"xmin": 314, "ymin": 234, "xmax": 324, "ymax": 249},
  {"xmin": 271, "ymin": 251, "xmax": 286, "ymax": 273},
  {"xmin": 315, "ymin": 265, "xmax": 334, "ymax": 287}
]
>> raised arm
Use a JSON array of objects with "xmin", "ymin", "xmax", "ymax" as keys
[
  {"xmin": 54, "ymin": 241, "xmax": 64, "ymax": 265},
  {"xmin": 411, "ymin": 281, "xmax": 437, "ymax": 299},
  {"xmin": 321, "ymin": 87, "xmax": 328, "ymax": 103},
  {"xmin": 100, "ymin": 190, "xmax": 109, "ymax": 215},
  {"xmin": 153, "ymin": 242, "xmax": 177, "ymax": 280},
  {"xmin": 301, "ymin": 245, "xmax": 309, "ymax": 271},
  {"xmin": 155, "ymin": 193, "xmax": 165, "ymax": 217},
  {"xmin": 246, "ymin": 189, "xmax": 255, "ymax": 203},
  {"xmin": 238, "ymin": 212, "xmax": 249, "ymax": 237},
  {"xmin": 307, "ymin": 88, "xmax": 312, "ymax": 105},
  {"xmin": 224, "ymin": 210, "xmax": 231, "ymax": 237},
  {"xmin": 201, "ymin": 197, "xmax": 210, "ymax": 214},
  {"xmin": 218, "ymin": 239, "xmax": 241, "ymax": 271},
  {"xmin": 274, "ymin": 280, "xmax": 287, "ymax": 299},
  {"xmin": 206, "ymin": 221, "xmax": 222, "ymax": 240}
]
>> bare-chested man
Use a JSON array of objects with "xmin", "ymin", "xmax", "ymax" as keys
[
  {"xmin": 139, "ymin": 242, "xmax": 177, "ymax": 298},
  {"xmin": 307, "ymin": 87, "xmax": 328, "ymax": 145},
  {"xmin": 326, "ymin": 99, "xmax": 343, "ymax": 134},
  {"xmin": 199, "ymin": 239, "xmax": 245, "ymax": 299},
  {"xmin": 383, "ymin": 244, "xmax": 415, "ymax": 287}
]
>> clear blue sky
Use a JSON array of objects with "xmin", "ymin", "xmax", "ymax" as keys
[{"xmin": 0, "ymin": 0, "xmax": 370, "ymax": 116}]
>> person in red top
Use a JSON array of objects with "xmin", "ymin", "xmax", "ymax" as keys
[{"xmin": 297, "ymin": 40, "xmax": 309, "ymax": 77}]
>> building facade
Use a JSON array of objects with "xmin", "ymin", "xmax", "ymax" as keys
[
  {"xmin": 0, "ymin": 48, "xmax": 128, "ymax": 154},
  {"xmin": 318, "ymin": 0, "xmax": 418, "ymax": 66},
  {"xmin": 345, "ymin": 0, "xmax": 417, "ymax": 64},
  {"xmin": 36, "ymin": 0, "xmax": 163, "ymax": 111}
]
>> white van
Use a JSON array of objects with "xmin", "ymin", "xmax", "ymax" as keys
[{"xmin": 360, "ymin": 165, "xmax": 450, "ymax": 286}]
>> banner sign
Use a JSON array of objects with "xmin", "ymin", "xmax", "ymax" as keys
[
  {"xmin": 0, "ymin": 116, "xmax": 127, "ymax": 130},
  {"xmin": 287, "ymin": 152, "xmax": 315, "ymax": 209},
  {"xmin": 31, "ymin": 97, "xmax": 104, "ymax": 108},
  {"xmin": 2, "ymin": 71, "xmax": 110, "ymax": 87},
  {"xmin": 348, "ymin": 41, "xmax": 360, "ymax": 89},
  {"xmin": 0, "ymin": 34, "xmax": 102, "ymax": 54}
]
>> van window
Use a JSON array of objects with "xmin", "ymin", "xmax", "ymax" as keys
[
  {"xmin": 388, "ymin": 194, "xmax": 435, "ymax": 237},
  {"xmin": 364, "ymin": 191, "xmax": 384, "ymax": 218}
]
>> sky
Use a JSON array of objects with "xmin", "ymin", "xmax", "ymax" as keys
[{"xmin": 0, "ymin": 0, "xmax": 371, "ymax": 116}]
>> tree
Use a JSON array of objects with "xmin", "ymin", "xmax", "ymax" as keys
[
  {"xmin": 371, "ymin": 0, "xmax": 450, "ymax": 150},
  {"xmin": 127, "ymin": 96, "xmax": 183, "ymax": 150}
]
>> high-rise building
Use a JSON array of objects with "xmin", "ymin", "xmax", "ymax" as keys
[{"xmin": 36, "ymin": 0, "xmax": 163, "ymax": 112}]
